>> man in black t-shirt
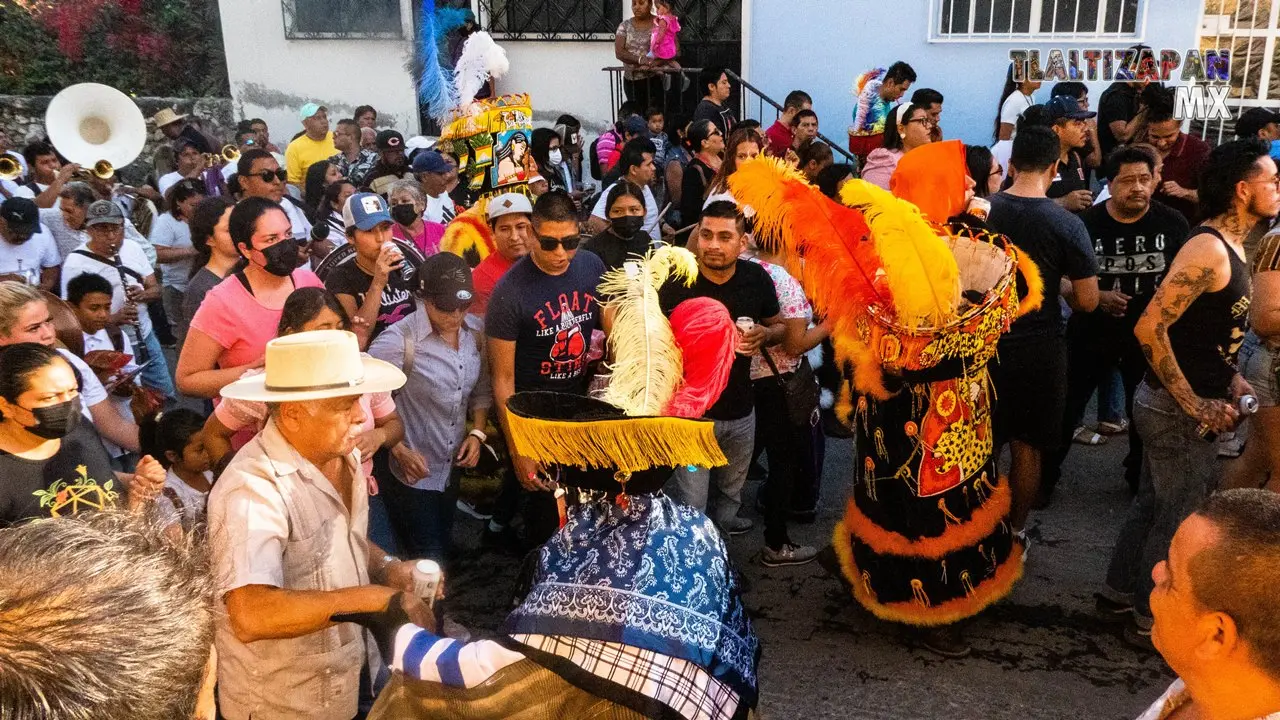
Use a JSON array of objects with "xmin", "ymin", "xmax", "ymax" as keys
[
  {"xmin": 658, "ymin": 201, "xmax": 792, "ymax": 546},
  {"xmin": 1097, "ymin": 81, "xmax": 1141, "ymax": 159},
  {"xmin": 487, "ymin": 191, "xmax": 605, "ymax": 546},
  {"xmin": 1045, "ymin": 147, "xmax": 1190, "ymax": 499},
  {"xmin": 324, "ymin": 193, "xmax": 415, "ymax": 347},
  {"xmin": 1045, "ymin": 95, "xmax": 1096, "ymax": 212},
  {"xmin": 987, "ymin": 126, "xmax": 1100, "ymax": 540}
]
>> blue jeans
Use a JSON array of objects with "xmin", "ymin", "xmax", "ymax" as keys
[
  {"xmin": 378, "ymin": 467, "xmax": 460, "ymax": 565},
  {"xmin": 670, "ymin": 411, "xmax": 755, "ymax": 528},
  {"xmin": 1097, "ymin": 367, "xmax": 1125, "ymax": 423},
  {"xmin": 137, "ymin": 329, "xmax": 175, "ymax": 399},
  {"xmin": 1104, "ymin": 382, "xmax": 1222, "ymax": 619}
]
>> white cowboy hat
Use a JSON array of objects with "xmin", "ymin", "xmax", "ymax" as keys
[
  {"xmin": 151, "ymin": 108, "xmax": 188, "ymax": 128},
  {"xmin": 219, "ymin": 330, "xmax": 405, "ymax": 403}
]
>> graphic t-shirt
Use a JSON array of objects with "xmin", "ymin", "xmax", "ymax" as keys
[
  {"xmin": 486, "ymin": 253, "xmax": 605, "ymax": 394},
  {"xmin": 1047, "ymin": 151, "xmax": 1089, "ymax": 202},
  {"xmin": 0, "ymin": 421, "xmax": 120, "ymax": 527},
  {"xmin": 324, "ymin": 259, "xmax": 416, "ymax": 341},
  {"xmin": 1079, "ymin": 200, "xmax": 1190, "ymax": 323},
  {"xmin": 988, "ymin": 193, "xmax": 1099, "ymax": 340},
  {"xmin": 659, "ymin": 259, "xmax": 780, "ymax": 421}
]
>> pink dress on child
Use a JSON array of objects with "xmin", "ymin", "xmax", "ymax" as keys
[{"xmin": 650, "ymin": 14, "xmax": 680, "ymax": 60}]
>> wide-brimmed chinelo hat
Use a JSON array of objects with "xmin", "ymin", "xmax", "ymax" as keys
[
  {"xmin": 219, "ymin": 330, "xmax": 405, "ymax": 403},
  {"xmin": 151, "ymin": 108, "xmax": 187, "ymax": 128}
]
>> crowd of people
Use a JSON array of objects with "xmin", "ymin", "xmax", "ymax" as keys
[{"xmin": 2, "ymin": 27, "xmax": 1280, "ymax": 719}]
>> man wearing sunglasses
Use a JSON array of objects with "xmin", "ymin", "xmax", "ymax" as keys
[
  {"xmin": 486, "ymin": 190, "xmax": 606, "ymax": 547},
  {"xmin": 235, "ymin": 148, "xmax": 314, "ymax": 247}
]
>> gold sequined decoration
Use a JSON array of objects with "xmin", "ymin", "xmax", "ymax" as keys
[
  {"xmin": 960, "ymin": 570, "xmax": 976, "ymax": 597},
  {"xmin": 938, "ymin": 498, "xmax": 962, "ymax": 525},
  {"xmin": 911, "ymin": 579, "xmax": 930, "ymax": 608}
]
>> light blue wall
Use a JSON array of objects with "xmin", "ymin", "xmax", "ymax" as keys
[{"xmin": 746, "ymin": 0, "xmax": 1204, "ymax": 150}]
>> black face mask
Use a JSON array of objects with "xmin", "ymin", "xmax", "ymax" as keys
[
  {"xmin": 390, "ymin": 204, "xmax": 419, "ymax": 226},
  {"xmin": 24, "ymin": 396, "xmax": 81, "ymax": 440},
  {"xmin": 610, "ymin": 215, "xmax": 645, "ymax": 239},
  {"xmin": 256, "ymin": 239, "xmax": 299, "ymax": 276}
]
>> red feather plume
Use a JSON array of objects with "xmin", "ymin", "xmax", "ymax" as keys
[{"xmin": 665, "ymin": 297, "xmax": 736, "ymax": 418}]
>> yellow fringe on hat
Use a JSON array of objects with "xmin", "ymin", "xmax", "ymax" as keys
[
  {"xmin": 504, "ymin": 409, "xmax": 727, "ymax": 473},
  {"xmin": 839, "ymin": 180, "xmax": 961, "ymax": 330},
  {"xmin": 597, "ymin": 246, "xmax": 698, "ymax": 416}
]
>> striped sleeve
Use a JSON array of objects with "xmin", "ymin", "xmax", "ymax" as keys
[{"xmin": 390, "ymin": 625, "xmax": 525, "ymax": 688}]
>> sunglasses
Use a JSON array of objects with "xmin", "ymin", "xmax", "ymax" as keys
[
  {"xmin": 251, "ymin": 169, "xmax": 288, "ymax": 183},
  {"xmin": 537, "ymin": 234, "xmax": 582, "ymax": 251}
]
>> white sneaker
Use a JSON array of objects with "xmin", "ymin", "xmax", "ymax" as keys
[{"xmin": 760, "ymin": 543, "xmax": 818, "ymax": 567}]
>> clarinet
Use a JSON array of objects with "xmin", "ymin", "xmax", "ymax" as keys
[{"xmin": 109, "ymin": 261, "xmax": 151, "ymax": 365}]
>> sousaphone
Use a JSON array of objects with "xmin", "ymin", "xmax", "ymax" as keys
[{"xmin": 45, "ymin": 83, "xmax": 147, "ymax": 178}]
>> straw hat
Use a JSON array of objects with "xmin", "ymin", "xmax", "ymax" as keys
[
  {"xmin": 151, "ymin": 108, "xmax": 187, "ymax": 128},
  {"xmin": 219, "ymin": 330, "xmax": 405, "ymax": 403}
]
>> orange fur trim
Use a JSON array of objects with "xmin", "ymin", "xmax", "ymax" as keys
[
  {"xmin": 841, "ymin": 476, "xmax": 1013, "ymax": 560},
  {"xmin": 831, "ymin": 520, "xmax": 1024, "ymax": 627},
  {"xmin": 1012, "ymin": 244, "xmax": 1044, "ymax": 318},
  {"xmin": 440, "ymin": 212, "xmax": 495, "ymax": 261}
]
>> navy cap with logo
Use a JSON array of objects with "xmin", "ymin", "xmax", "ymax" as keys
[
  {"xmin": 376, "ymin": 129, "xmax": 405, "ymax": 151},
  {"xmin": 84, "ymin": 200, "xmax": 126, "ymax": 227},
  {"xmin": 0, "ymin": 197, "xmax": 39, "ymax": 237},
  {"xmin": 414, "ymin": 251, "xmax": 474, "ymax": 311},
  {"xmin": 1046, "ymin": 95, "xmax": 1097, "ymax": 122}
]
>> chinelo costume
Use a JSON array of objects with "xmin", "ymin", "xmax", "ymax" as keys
[
  {"xmin": 728, "ymin": 141, "xmax": 1043, "ymax": 629},
  {"xmin": 367, "ymin": 247, "xmax": 761, "ymax": 720}
]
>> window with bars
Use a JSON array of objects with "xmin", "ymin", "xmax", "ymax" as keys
[
  {"xmin": 282, "ymin": 0, "xmax": 405, "ymax": 38},
  {"xmin": 478, "ymin": 0, "xmax": 623, "ymax": 41},
  {"xmin": 934, "ymin": 0, "xmax": 1142, "ymax": 39}
]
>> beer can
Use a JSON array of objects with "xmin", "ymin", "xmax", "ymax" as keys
[
  {"xmin": 411, "ymin": 559, "xmax": 441, "ymax": 608},
  {"xmin": 735, "ymin": 317, "xmax": 755, "ymax": 332}
]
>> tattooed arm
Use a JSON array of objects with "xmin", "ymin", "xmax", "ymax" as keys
[{"xmin": 1134, "ymin": 234, "xmax": 1239, "ymax": 433}]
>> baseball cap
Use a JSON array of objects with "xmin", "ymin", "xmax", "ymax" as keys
[
  {"xmin": 622, "ymin": 115, "xmax": 648, "ymax": 137},
  {"xmin": 486, "ymin": 193, "xmax": 533, "ymax": 222},
  {"xmin": 0, "ymin": 197, "xmax": 39, "ymax": 236},
  {"xmin": 1236, "ymin": 107, "xmax": 1280, "ymax": 139},
  {"xmin": 342, "ymin": 192, "xmax": 393, "ymax": 232},
  {"xmin": 299, "ymin": 103, "xmax": 327, "ymax": 121},
  {"xmin": 410, "ymin": 150, "xmax": 451, "ymax": 175},
  {"xmin": 404, "ymin": 135, "xmax": 437, "ymax": 157},
  {"xmin": 84, "ymin": 200, "xmax": 125, "ymax": 227},
  {"xmin": 376, "ymin": 129, "xmax": 405, "ymax": 151},
  {"xmin": 1045, "ymin": 95, "xmax": 1097, "ymax": 122},
  {"xmin": 414, "ymin": 251, "xmax": 474, "ymax": 311}
]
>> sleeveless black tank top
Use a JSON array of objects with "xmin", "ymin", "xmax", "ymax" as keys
[{"xmin": 1154, "ymin": 226, "xmax": 1251, "ymax": 399}]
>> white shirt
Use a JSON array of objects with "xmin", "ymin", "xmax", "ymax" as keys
[
  {"xmin": 157, "ymin": 171, "xmax": 184, "ymax": 196},
  {"xmin": 158, "ymin": 467, "xmax": 211, "ymax": 531},
  {"xmin": 58, "ymin": 348, "xmax": 107, "ymax": 419},
  {"xmin": 61, "ymin": 237, "xmax": 155, "ymax": 338},
  {"xmin": 1000, "ymin": 91, "xmax": 1035, "ymax": 128},
  {"xmin": 280, "ymin": 197, "xmax": 313, "ymax": 242},
  {"xmin": 149, "ymin": 212, "xmax": 194, "ymax": 291},
  {"xmin": 0, "ymin": 223, "xmax": 59, "ymax": 284},
  {"xmin": 424, "ymin": 191, "xmax": 456, "ymax": 225},
  {"xmin": 1, "ymin": 179, "xmax": 34, "ymax": 198},
  {"xmin": 591, "ymin": 182, "xmax": 661, "ymax": 243}
]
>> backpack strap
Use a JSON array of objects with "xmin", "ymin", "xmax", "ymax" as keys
[
  {"xmin": 105, "ymin": 324, "xmax": 125, "ymax": 353},
  {"xmin": 70, "ymin": 249, "xmax": 145, "ymax": 284}
]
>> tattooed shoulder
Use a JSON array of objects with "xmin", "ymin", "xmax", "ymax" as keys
[{"xmin": 1167, "ymin": 264, "xmax": 1216, "ymax": 292}]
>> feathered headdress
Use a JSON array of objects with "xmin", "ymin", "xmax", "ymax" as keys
[
  {"xmin": 665, "ymin": 297, "xmax": 736, "ymax": 418},
  {"xmin": 453, "ymin": 32, "xmax": 509, "ymax": 111},
  {"xmin": 596, "ymin": 246, "xmax": 699, "ymax": 416},
  {"xmin": 889, "ymin": 140, "xmax": 970, "ymax": 225},
  {"xmin": 414, "ymin": 0, "xmax": 459, "ymax": 125},
  {"xmin": 414, "ymin": 2, "xmax": 509, "ymax": 125},
  {"xmin": 439, "ymin": 199, "xmax": 495, "ymax": 265}
]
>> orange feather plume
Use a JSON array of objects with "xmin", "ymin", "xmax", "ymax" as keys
[{"xmin": 439, "ymin": 207, "xmax": 495, "ymax": 265}]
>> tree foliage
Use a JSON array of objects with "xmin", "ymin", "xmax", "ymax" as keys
[{"xmin": 0, "ymin": 0, "xmax": 229, "ymax": 96}]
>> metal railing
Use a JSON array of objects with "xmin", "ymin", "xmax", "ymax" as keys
[{"xmin": 600, "ymin": 66, "xmax": 856, "ymax": 166}]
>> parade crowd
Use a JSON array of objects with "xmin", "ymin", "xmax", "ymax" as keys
[{"xmin": 3, "ymin": 4, "xmax": 1280, "ymax": 717}]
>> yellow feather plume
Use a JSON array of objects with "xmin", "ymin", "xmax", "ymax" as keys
[
  {"xmin": 839, "ymin": 180, "xmax": 961, "ymax": 329},
  {"xmin": 597, "ymin": 246, "xmax": 699, "ymax": 416}
]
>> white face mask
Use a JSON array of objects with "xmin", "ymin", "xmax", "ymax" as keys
[{"xmin": 548, "ymin": 149, "xmax": 563, "ymax": 165}]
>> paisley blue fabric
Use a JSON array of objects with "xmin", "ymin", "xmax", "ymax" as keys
[{"xmin": 502, "ymin": 494, "xmax": 759, "ymax": 704}]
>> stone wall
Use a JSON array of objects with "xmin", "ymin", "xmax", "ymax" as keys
[{"xmin": 0, "ymin": 96, "xmax": 235, "ymax": 185}]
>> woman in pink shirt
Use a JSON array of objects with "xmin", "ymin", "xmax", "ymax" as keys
[
  {"xmin": 202, "ymin": 287, "xmax": 410, "ymax": 487},
  {"xmin": 388, "ymin": 179, "xmax": 446, "ymax": 258},
  {"xmin": 177, "ymin": 198, "xmax": 324, "ymax": 398}
]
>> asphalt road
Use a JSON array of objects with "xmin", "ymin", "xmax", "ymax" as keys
[{"xmin": 440, "ymin": 425, "xmax": 1172, "ymax": 720}]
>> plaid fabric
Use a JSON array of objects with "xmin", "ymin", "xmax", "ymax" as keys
[{"xmin": 512, "ymin": 634, "xmax": 740, "ymax": 720}]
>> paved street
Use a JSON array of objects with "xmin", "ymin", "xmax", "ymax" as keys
[{"xmin": 441, "ymin": 423, "xmax": 1173, "ymax": 720}]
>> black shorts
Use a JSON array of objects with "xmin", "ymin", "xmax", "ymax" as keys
[{"xmin": 990, "ymin": 335, "xmax": 1068, "ymax": 450}]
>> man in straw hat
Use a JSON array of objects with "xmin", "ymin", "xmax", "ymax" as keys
[
  {"xmin": 153, "ymin": 107, "xmax": 213, "ymax": 155},
  {"xmin": 207, "ymin": 328, "xmax": 435, "ymax": 720}
]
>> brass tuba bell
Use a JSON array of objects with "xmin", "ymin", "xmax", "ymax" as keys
[
  {"xmin": 45, "ymin": 83, "xmax": 146, "ymax": 180},
  {"xmin": 0, "ymin": 156, "xmax": 20, "ymax": 182}
]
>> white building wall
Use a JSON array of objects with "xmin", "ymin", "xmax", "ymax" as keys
[
  {"xmin": 496, "ymin": 41, "xmax": 618, "ymax": 133},
  {"xmin": 218, "ymin": 0, "xmax": 421, "ymax": 142}
]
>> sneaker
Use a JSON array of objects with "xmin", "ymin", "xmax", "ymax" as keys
[
  {"xmin": 721, "ymin": 516, "xmax": 754, "ymax": 536},
  {"xmin": 1094, "ymin": 593, "xmax": 1133, "ymax": 623},
  {"xmin": 916, "ymin": 625, "xmax": 971, "ymax": 659},
  {"xmin": 1123, "ymin": 619, "xmax": 1154, "ymax": 651},
  {"xmin": 760, "ymin": 542, "xmax": 818, "ymax": 567},
  {"xmin": 456, "ymin": 498, "xmax": 493, "ymax": 520}
]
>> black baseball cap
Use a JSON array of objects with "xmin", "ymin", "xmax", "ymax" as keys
[
  {"xmin": 1046, "ymin": 95, "xmax": 1097, "ymax": 122},
  {"xmin": 1236, "ymin": 108, "xmax": 1280, "ymax": 139},
  {"xmin": 376, "ymin": 129, "xmax": 405, "ymax": 151},
  {"xmin": 0, "ymin": 197, "xmax": 39, "ymax": 237},
  {"xmin": 414, "ymin": 252, "xmax": 474, "ymax": 311}
]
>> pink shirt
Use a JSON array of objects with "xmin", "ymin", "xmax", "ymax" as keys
[
  {"xmin": 651, "ymin": 13, "xmax": 680, "ymax": 60},
  {"xmin": 392, "ymin": 221, "xmax": 446, "ymax": 258},
  {"xmin": 188, "ymin": 268, "xmax": 324, "ymax": 369}
]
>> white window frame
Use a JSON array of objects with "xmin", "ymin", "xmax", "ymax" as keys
[{"xmin": 927, "ymin": 0, "xmax": 1148, "ymax": 42}]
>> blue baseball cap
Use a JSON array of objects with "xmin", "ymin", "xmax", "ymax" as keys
[
  {"xmin": 342, "ymin": 192, "xmax": 392, "ymax": 231},
  {"xmin": 410, "ymin": 150, "xmax": 451, "ymax": 175},
  {"xmin": 1046, "ymin": 95, "xmax": 1096, "ymax": 122}
]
